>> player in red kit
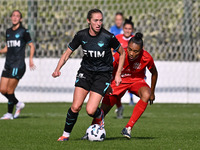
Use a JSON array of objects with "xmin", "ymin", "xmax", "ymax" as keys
[
  {"xmin": 86, "ymin": 32, "xmax": 158, "ymax": 140},
  {"xmin": 114, "ymin": 16, "xmax": 135, "ymax": 118}
]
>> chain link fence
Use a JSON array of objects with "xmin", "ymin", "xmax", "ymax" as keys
[{"xmin": 0, "ymin": 0, "xmax": 199, "ymax": 61}]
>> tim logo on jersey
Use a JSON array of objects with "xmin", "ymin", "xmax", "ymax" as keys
[
  {"xmin": 83, "ymin": 49, "xmax": 105, "ymax": 58},
  {"xmin": 7, "ymin": 40, "xmax": 21, "ymax": 47}
]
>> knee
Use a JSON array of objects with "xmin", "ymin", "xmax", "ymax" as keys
[
  {"xmin": 140, "ymin": 91, "xmax": 151, "ymax": 102},
  {"xmin": 0, "ymin": 88, "xmax": 7, "ymax": 95},
  {"xmin": 71, "ymin": 105, "xmax": 82, "ymax": 113},
  {"xmin": 86, "ymin": 106, "xmax": 96, "ymax": 116},
  {"xmin": 6, "ymin": 87, "xmax": 14, "ymax": 94}
]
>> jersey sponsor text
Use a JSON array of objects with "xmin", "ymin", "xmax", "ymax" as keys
[
  {"xmin": 83, "ymin": 49, "xmax": 105, "ymax": 57},
  {"xmin": 7, "ymin": 40, "xmax": 21, "ymax": 47}
]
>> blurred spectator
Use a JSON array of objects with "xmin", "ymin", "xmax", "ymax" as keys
[{"xmin": 110, "ymin": 12, "xmax": 124, "ymax": 36}]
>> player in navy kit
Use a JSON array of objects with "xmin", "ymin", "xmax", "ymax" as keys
[
  {"xmin": 0, "ymin": 10, "xmax": 35, "ymax": 120},
  {"xmin": 52, "ymin": 8, "xmax": 125, "ymax": 141}
]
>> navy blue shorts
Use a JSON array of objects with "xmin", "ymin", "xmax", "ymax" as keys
[
  {"xmin": 75, "ymin": 67, "xmax": 112, "ymax": 96},
  {"xmin": 1, "ymin": 66, "xmax": 26, "ymax": 80}
]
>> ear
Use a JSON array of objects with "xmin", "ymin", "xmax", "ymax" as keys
[{"xmin": 87, "ymin": 19, "xmax": 90, "ymax": 24}]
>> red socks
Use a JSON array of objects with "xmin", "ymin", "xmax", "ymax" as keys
[{"xmin": 126, "ymin": 99, "xmax": 148, "ymax": 128}]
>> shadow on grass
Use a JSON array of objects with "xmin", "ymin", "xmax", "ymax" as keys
[
  {"xmin": 112, "ymin": 116, "xmax": 148, "ymax": 119},
  {"xmin": 15, "ymin": 115, "xmax": 40, "ymax": 119},
  {"xmin": 105, "ymin": 136, "xmax": 156, "ymax": 140},
  {"xmin": 74, "ymin": 136, "xmax": 156, "ymax": 141}
]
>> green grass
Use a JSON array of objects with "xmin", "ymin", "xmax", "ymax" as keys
[{"xmin": 0, "ymin": 103, "xmax": 200, "ymax": 150}]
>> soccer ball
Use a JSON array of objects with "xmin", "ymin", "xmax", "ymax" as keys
[{"xmin": 86, "ymin": 124, "xmax": 106, "ymax": 141}]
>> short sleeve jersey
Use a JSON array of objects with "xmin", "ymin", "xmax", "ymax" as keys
[
  {"xmin": 115, "ymin": 34, "xmax": 134, "ymax": 51},
  {"xmin": 5, "ymin": 25, "xmax": 32, "ymax": 69},
  {"xmin": 112, "ymin": 49, "xmax": 155, "ymax": 83},
  {"xmin": 68, "ymin": 28, "xmax": 121, "ymax": 72}
]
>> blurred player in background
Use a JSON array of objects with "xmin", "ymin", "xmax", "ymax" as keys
[
  {"xmin": 0, "ymin": 10, "xmax": 35, "ymax": 120},
  {"xmin": 110, "ymin": 12, "xmax": 124, "ymax": 36},
  {"xmin": 114, "ymin": 16, "xmax": 135, "ymax": 119},
  {"xmin": 52, "ymin": 8, "xmax": 125, "ymax": 141},
  {"xmin": 84, "ymin": 32, "xmax": 158, "ymax": 139}
]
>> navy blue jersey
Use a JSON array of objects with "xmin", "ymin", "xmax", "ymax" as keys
[
  {"xmin": 68, "ymin": 28, "xmax": 121, "ymax": 72},
  {"xmin": 5, "ymin": 25, "xmax": 32, "ymax": 69}
]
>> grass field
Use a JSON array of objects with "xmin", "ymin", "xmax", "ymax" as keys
[{"xmin": 0, "ymin": 103, "xmax": 200, "ymax": 150}]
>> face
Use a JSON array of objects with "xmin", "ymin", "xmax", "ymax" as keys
[
  {"xmin": 87, "ymin": 12, "xmax": 103, "ymax": 34},
  {"xmin": 11, "ymin": 11, "xmax": 22, "ymax": 25},
  {"xmin": 115, "ymin": 14, "xmax": 123, "ymax": 28},
  {"xmin": 123, "ymin": 24, "xmax": 133, "ymax": 38},
  {"xmin": 127, "ymin": 42, "xmax": 142, "ymax": 61}
]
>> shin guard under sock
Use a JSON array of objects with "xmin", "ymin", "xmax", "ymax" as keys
[
  {"xmin": 64, "ymin": 107, "xmax": 79, "ymax": 133},
  {"xmin": 126, "ymin": 99, "xmax": 148, "ymax": 128}
]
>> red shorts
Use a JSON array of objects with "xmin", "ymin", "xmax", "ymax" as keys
[{"xmin": 102, "ymin": 79, "xmax": 149, "ymax": 106}]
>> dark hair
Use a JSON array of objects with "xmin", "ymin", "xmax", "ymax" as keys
[
  {"xmin": 124, "ymin": 16, "xmax": 134, "ymax": 29},
  {"xmin": 11, "ymin": 10, "xmax": 23, "ymax": 26},
  {"xmin": 115, "ymin": 12, "xmax": 123, "ymax": 17},
  {"xmin": 129, "ymin": 32, "xmax": 143, "ymax": 49},
  {"xmin": 11, "ymin": 10, "xmax": 23, "ymax": 19},
  {"xmin": 87, "ymin": 8, "xmax": 103, "ymax": 21}
]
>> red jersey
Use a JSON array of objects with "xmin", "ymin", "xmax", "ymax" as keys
[
  {"xmin": 113, "ymin": 49, "xmax": 155, "ymax": 83},
  {"xmin": 115, "ymin": 34, "xmax": 134, "ymax": 51}
]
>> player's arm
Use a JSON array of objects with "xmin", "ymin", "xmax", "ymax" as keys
[
  {"xmin": 52, "ymin": 48, "xmax": 73, "ymax": 78},
  {"xmin": 28, "ymin": 42, "xmax": 36, "ymax": 70},
  {"xmin": 0, "ymin": 46, "xmax": 8, "ymax": 54},
  {"xmin": 115, "ymin": 46, "xmax": 125, "ymax": 86},
  {"xmin": 149, "ymin": 65, "xmax": 158, "ymax": 104}
]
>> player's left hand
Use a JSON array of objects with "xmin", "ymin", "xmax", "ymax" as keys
[
  {"xmin": 114, "ymin": 74, "xmax": 122, "ymax": 86},
  {"xmin": 29, "ymin": 59, "xmax": 36, "ymax": 70},
  {"xmin": 149, "ymin": 93, "xmax": 155, "ymax": 105}
]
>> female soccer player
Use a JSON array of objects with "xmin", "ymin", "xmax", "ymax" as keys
[
  {"xmin": 114, "ymin": 16, "xmax": 135, "ymax": 119},
  {"xmin": 0, "ymin": 10, "xmax": 35, "ymax": 120},
  {"xmin": 52, "ymin": 8, "xmax": 125, "ymax": 141},
  {"xmin": 91, "ymin": 32, "xmax": 158, "ymax": 139}
]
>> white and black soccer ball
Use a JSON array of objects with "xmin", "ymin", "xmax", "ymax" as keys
[{"xmin": 86, "ymin": 124, "xmax": 106, "ymax": 142}]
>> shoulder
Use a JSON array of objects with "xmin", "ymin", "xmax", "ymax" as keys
[
  {"xmin": 19, "ymin": 26, "xmax": 27, "ymax": 32},
  {"xmin": 77, "ymin": 28, "xmax": 88, "ymax": 35},
  {"xmin": 101, "ymin": 28, "xmax": 115, "ymax": 38},
  {"xmin": 142, "ymin": 49, "xmax": 154, "ymax": 60},
  {"xmin": 6, "ymin": 27, "xmax": 12, "ymax": 33},
  {"xmin": 116, "ymin": 34, "xmax": 123, "ymax": 39}
]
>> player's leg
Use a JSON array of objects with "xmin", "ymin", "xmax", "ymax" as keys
[
  {"xmin": 58, "ymin": 87, "xmax": 89, "ymax": 141},
  {"xmin": 10, "ymin": 67, "xmax": 26, "ymax": 119},
  {"xmin": 115, "ymin": 98, "xmax": 124, "ymax": 119},
  {"xmin": 0, "ymin": 78, "xmax": 21, "ymax": 120},
  {"xmin": 122, "ymin": 80, "xmax": 150, "ymax": 139},
  {"xmin": 101, "ymin": 94, "xmax": 118, "ymax": 117},
  {"xmin": 59, "ymin": 67, "xmax": 91, "ymax": 141},
  {"xmin": 0, "ymin": 77, "xmax": 14, "ymax": 120},
  {"xmin": 86, "ymin": 91, "xmax": 104, "ymax": 127},
  {"xmin": 112, "ymin": 83, "xmax": 128, "ymax": 119},
  {"xmin": 129, "ymin": 92, "xmax": 134, "ymax": 105}
]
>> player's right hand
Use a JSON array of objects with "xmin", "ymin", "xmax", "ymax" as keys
[{"xmin": 52, "ymin": 71, "xmax": 61, "ymax": 78}]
